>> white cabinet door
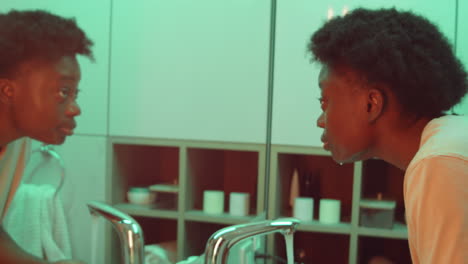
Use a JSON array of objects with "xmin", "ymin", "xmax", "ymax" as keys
[
  {"xmin": 272, "ymin": 0, "xmax": 457, "ymax": 146},
  {"xmin": 1, "ymin": 1, "xmax": 111, "ymax": 136},
  {"xmin": 109, "ymin": 0, "xmax": 271, "ymax": 144},
  {"xmin": 453, "ymin": 1, "xmax": 468, "ymax": 115},
  {"xmin": 27, "ymin": 136, "xmax": 108, "ymax": 264}
]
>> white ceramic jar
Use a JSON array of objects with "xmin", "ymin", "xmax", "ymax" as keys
[{"xmin": 127, "ymin": 187, "xmax": 156, "ymax": 205}]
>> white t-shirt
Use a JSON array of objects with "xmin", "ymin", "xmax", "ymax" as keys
[
  {"xmin": 0, "ymin": 138, "xmax": 31, "ymax": 221},
  {"xmin": 404, "ymin": 115, "xmax": 468, "ymax": 263}
]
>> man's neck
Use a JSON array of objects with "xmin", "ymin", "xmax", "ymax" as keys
[
  {"xmin": 376, "ymin": 116, "xmax": 432, "ymax": 170},
  {"xmin": 0, "ymin": 113, "xmax": 21, "ymax": 147}
]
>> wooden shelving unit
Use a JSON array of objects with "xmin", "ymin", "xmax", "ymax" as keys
[
  {"xmin": 267, "ymin": 145, "xmax": 409, "ymax": 264},
  {"xmin": 106, "ymin": 137, "xmax": 409, "ymax": 263},
  {"xmin": 107, "ymin": 136, "xmax": 266, "ymax": 263}
]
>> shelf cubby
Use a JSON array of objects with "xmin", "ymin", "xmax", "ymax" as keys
[
  {"xmin": 274, "ymin": 232, "xmax": 350, "ymax": 264},
  {"xmin": 109, "ymin": 216, "xmax": 178, "ymax": 264},
  {"xmin": 185, "ymin": 147, "xmax": 260, "ymax": 216},
  {"xmin": 134, "ymin": 216, "xmax": 178, "ymax": 245},
  {"xmin": 361, "ymin": 159, "xmax": 406, "ymax": 224},
  {"xmin": 183, "ymin": 221, "xmax": 228, "ymax": 258},
  {"xmin": 358, "ymin": 236, "xmax": 411, "ymax": 264},
  {"xmin": 111, "ymin": 141, "xmax": 180, "ymax": 211},
  {"xmin": 270, "ymin": 149, "xmax": 353, "ymax": 223}
]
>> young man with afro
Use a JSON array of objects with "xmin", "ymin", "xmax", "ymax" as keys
[
  {"xmin": 0, "ymin": 9, "xmax": 93, "ymax": 264},
  {"xmin": 310, "ymin": 8, "xmax": 467, "ymax": 263}
]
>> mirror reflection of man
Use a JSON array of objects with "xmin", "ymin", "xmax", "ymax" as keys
[
  {"xmin": 0, "ymin": 9, "xmax": 94, "ymax": 264},
  {"xmin": 310, "ymin": 8, "xmax": 468, "ymax": 264}
]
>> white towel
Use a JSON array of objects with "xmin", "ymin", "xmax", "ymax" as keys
[
  {"xmin": 2, "ymin": 183, "xmax": 72, "ymax": 262},
  {"xmin": 144, "ymin": 245, "xmax": 172, "ymax": 264}
]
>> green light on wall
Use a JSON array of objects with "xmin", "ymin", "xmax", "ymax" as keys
[{"xmin": 452, "ymin": 95, "xmax": 468, "ymax": 115}]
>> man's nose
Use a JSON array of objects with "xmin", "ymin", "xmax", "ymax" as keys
[
  {"xmin": 66, "ymin": 100, "xmax": 81, "ymax": 117},
  {"xmin": 316, "ymin": 112, "xmax": 325, "ymax": 128}
]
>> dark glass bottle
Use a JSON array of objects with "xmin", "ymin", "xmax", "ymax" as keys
[
  {"xmin": 302, "ymin": 173, "xmax": 313, "ymax": 197},
  {"xmin": 301, "ymin": 171, "xmax": 321, "ymax": 198},
  {"xmin": 300, "ymin": 171, "xmax": 321, "ymax": 219}
]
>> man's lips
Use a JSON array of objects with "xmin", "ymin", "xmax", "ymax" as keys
[
  {"xmin": 59, "ymin": 127, "xmax": 74, "ymax": 136},
  {"xmin": 321, "ymin": 135, "xmax": 330, "ymax": 151},
  {"xmin": 59, "ymin": 124, "xmax": 76, "ymax": 136}
]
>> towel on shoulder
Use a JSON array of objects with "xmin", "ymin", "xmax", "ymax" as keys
[{"xmin": 2, "ymin": 183, "xmax": 72, "ymax": 262}]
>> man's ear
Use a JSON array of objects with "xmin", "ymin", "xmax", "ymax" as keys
[
  {"xmin": 367, "ymin": 88, "xmax": 385, "ymax": 123},
  {"xmin": 0, "ymin": 79, "xmax": 15, "ymax": 104}
]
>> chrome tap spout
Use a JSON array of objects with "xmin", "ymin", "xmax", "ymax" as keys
[
  {"xmin": 204, "ymin": 218, "xmax": 300, "ymax": 264},
  {"xmin": 87, "ymin": 201, "xmax": 145, "ymax": 264}
]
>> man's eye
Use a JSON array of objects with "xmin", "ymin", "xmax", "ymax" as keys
[
  {"xmin": 318, "ymin": 97, "xmax": 326, "ymax": 106},
  {"xmin": 59, "ymin": 87, "xmax": 70, "ymax": 98},
  {"xmin": 59, "ymin": 87, "xmax": 79, "ymax": 99},
  {"xmin": 318, "ymin": 97, "xmax": 327, "ymax": 110}
]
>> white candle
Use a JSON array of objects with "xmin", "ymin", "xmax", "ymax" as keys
[
  {"xmin": 203, "ymin": 190, "xmax": 224, "ymax": 214},
  {"xmin": 319, "ymin": 199, "xmax": 341, "ymax": 224},
  {"xmin": 229, "ymin": 192, "xmax": 250, "ymax": 216},
  {"xmin": 293, "ymin": 197, "xmax": 314, "ymax": 221}
]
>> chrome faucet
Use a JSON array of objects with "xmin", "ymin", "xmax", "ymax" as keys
[
  {"xmin": 204, "ymin": 217, "xmax": 300, "ymax": 264},
  {"xmin": 87, "ymin": 201, "xmax": 145, "ymax": 264}
]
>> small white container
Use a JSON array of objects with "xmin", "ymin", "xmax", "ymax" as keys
[
  {"xmin": 294, "ymin": 197, "xmax": 314, "ymax": 221},
  {"xmin": 359, "ymin": 199, "xmax": 396, "ymax": 229},
  {"xmin": 127, "ymin": 187, "xmax": 156, "ymax": 205},
  {"xmin": 319, "ymin": 198, "xmax": 341, "ymax": 224},
  {"xmin": 229, "ymin": 192, "xmax": 250, "ymax": 216},
  {"xmin": 203, "ymin": 190, "xmax": 224, "ymax": 214}
]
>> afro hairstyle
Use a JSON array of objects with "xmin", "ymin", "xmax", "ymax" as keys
[
  {"xmin": 0, "ymin": 9, "xmax": 94, "ymax": 77},
  {"xmin": 309, "ymin": 8, "xmax": 468, "ymax": 118}
]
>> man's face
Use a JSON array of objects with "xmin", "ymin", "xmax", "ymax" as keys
[
  {"xmin": 11, "ymin": 55, "xmax": 81, "ymax": 145},
  {"xmin": 316, "ymin": 64, "xmax": 374, "ymax": 164}
]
